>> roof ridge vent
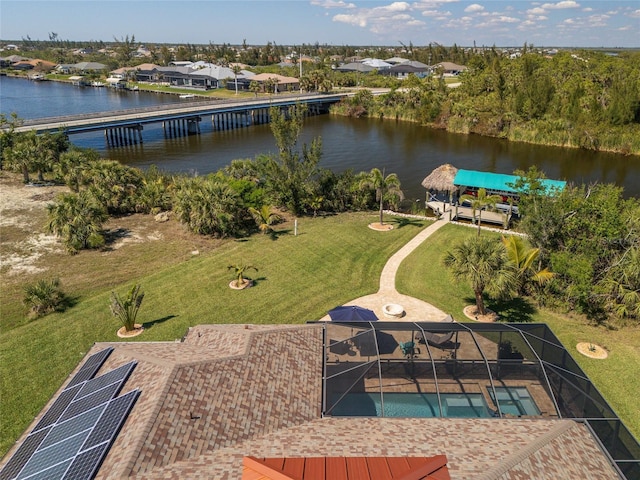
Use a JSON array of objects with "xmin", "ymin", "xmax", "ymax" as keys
[{"xmin": 474, "ymin": 420, "xmax": 576, "ymax": 480}]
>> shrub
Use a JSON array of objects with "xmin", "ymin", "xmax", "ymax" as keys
[
  {"xmin": 23, "ymin": 278, "xmax": 67, "ymax": 318},
  {"xmin": 110, "ymin": 284, "xmax": 145, "ymax": 332}
]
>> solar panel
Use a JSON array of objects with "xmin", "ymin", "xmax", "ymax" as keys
[
  {"xmin": 0, "ymin": 428, "xmax": 50, "ymax": 480},
  {"xmin": 62, "ymin": 444, "xmax": 108, "ymax": 480},
  {"xmin": 32, "ymin": 384, "xmax": 84, "ymax": 433},
  {"xmin": 58, "ymin": 382, "xmax": 122, "ymax": 424},
  {"xmin": 21, "ymin": 460, "xmax": 72, "ymax": 480},
  {"xmin": 17, "ymin": 431, "xmax": 88, "ymax": 479},
  {"xmin": 82, "ymin": 390, "xmax": 139, "ymax": 450},
  {"xmin": 0, "ymin": 348, "xmax": 139, "ymax": 480},
  {"xmin": 39, "ymin": 406, "xmax": 106, "ymax": 450},
  {"xmin": 65, "ymin": 348, "xmax": 113, "ymax": 390},
  {"xmin": 76, "ymin": 362, "xmax": 135, "ymax": 400}
]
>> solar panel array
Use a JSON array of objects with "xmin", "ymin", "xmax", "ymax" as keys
[{"xmin": 0, "ymin": 347, "xmax": 140, "ymax": 480}]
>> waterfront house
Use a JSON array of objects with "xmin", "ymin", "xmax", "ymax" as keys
[
  {"xmin": 132, "ymin": 64, "xmax": 162, "ymax": 83},
  {"xmin": 335, "ymin": 62, "xmax": 375, "ymax": 73},
  {"xmin": 434, "ymin": 61, "xmax": 468, "ymax": 76},
  {"xmin": 385, "ymin": 56, "xmax": 410, "ymax": 64},
  {"xmin": 380, "ymin": 63, "xmax": 429, "ymax": 79},
  {"xmin": 0, "ymin": 322, "xmax": 636, "ymax": 479},
  {"xmin": 71, "ymin": 62, "xmax": 108, "ymax": 74},
  {"xmin": 241, "ymin": 73, "xmax": 300, "ymax": 93}
]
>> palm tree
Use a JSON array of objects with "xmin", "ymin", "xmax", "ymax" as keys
[
  {"xmin": 46, "ymin": 190, "xmax": 107, "ymax": 254},
  {"xmin": 54, "ymin": 150, "xmax": 96, "ymax": 192},
  {"xmin": 4, "ymin": 131, "xmax": 39, "ymax": 183},
  {"xmin": 173, "ymin": 176, "xmax": 243, "ymax": 237},
  {"xmin": 228, "ymin": 263, "xmax": 258, "ymax": 288},
  {"xmin": 360, "ymin": 168, "xmax": 404, "ymax": 226},
  {"xmin": 501, "ymin": 235, "xmax": 554, "ymax": 295},
  {"xmin": 602, "ymin": 247, "xmax": 640, "ymax": 319},
  {"xmin": 249, "ymin": 80, "xmax": 260, "ymax": 98},
  {"xmin": 110, "ymin": 284, "xmax": 144, "ymax": 332},
  {"xmin": 460, "ymin": 187, "xmax": 502, "ymax": 236},
  {"xmin": 248, "ymin": 205, "xmax": 281, "ymax": 234},
  {"xmin": 23, "ymin": 278, "xmax": 67, "ymax": 318},
  {"xmin": 444, "ymin": 235, "xmax": 515, "ymax": 315},
  {"xmin": 231, "ymin": 64, "xmax": 242, "ymax": 95}
]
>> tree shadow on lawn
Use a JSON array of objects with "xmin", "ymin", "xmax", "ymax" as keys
[
  {"xmin": 487, "ymin": 296, "xmax": 538, "ymax": 323},
  {"xmin": 143, "ymin": 314, "xmax": 177, "ymax": 329},
  {"xmin": 390, "ymin": 217, "xmax": 425, "ymax": 229},
  {"xmin": 102, "ymin": 227, "xmax": 132, "ymax": 251},
  {"xmin": 269, "ymin": 228, "xmax": 292, "ymax": 241},
  {"xmin": 248, "ymin": 276, "xmax": 267, "ymax": 286},
  {"xmin": 461, "ymin": 295, "xmax": 537, "ymax": 323}
]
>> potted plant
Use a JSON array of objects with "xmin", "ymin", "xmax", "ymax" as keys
[
  {"xmin": 110, "ymin": 284, "xmax": 145, "ymax": 337},
  {"xmin": 228, "ymin": 263, "xmax": 258, "ymax": 290}
]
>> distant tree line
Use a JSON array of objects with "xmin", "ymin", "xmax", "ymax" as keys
[{"xmin": 334, "ymin": 50, "xmax": 640, "ymax": 155}]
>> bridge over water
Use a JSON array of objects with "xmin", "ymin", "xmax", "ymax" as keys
[{"xmin": 13, "ymin": 92, "xmax": 351, "ymax": 146}]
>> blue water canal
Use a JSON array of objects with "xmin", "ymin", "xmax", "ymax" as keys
[{"xmin": 2, "ymin": 75, "xmax": 639, "ymax": 200}]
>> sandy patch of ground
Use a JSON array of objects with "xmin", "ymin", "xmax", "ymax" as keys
[
  {"xmin": 0, "ymin": 175, "xmax": 67, "ymax": 275},
  {"xmin": 368, "ymin": 222, "xmax": 394, "ymax": 231},
  {"xmin": 576, "ymin": 342, "xmax": 609, "ymax": 359},
  {"xmin": 0, "ymin": 173, "xmax": 167, "ymax": 276},
  {"xmin": 463, "ymin": 305, "xmax": 499, "ymax": 322}
]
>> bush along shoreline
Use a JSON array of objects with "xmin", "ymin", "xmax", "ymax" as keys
[{"xmin": 331, "ymin": 50, "xmax": 640, "ymax": 157}]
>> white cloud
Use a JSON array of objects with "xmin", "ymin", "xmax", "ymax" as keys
[
  {"xmin": 380, "ymin": 2, "xmax": 412, "ymax": 12},
  {"xmin": 588, "ymin": 14, "xmax": 609, "ymax": 26},
  {"xmin": 310, "ymin": 0, "xmax": 356, "ymax": 9},
  {"xmin": 412, "ymin": 0, "xmax": 460, "ymax": 6},
  {"xmin": 541, "ymin": 1, "xmax": 580, "ymax": 9},
  {"xmin": 464, "ymin": 3, "xmax": 485, "ymax": 13},
  {"xmin": 498, "ymin": 15, "xmax": 519, "ymax": 23},
  {"xmin": 527, "ymin": 7, "xmax": 546, "ymax": 15},
  {"xmin": 627, "ymin": 9, "xmax": 640, "ymax": 18},
  {"xmin": 333, "ymin": 13, "xmax": 367, "ymax": 27},
  {"xmin": 582, "ymin": 7, "xmax": 593, "ymax": 12},
  {"xmin": 332, "ymin": 1, "xmax": 428, "ymax": 36}
]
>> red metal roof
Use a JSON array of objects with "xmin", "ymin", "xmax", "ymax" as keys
[{"xmin": 242, "ymin": 455, "xmax": 450, "ymax": 480}]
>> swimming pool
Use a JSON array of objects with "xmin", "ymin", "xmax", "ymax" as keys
[
  {"xmin": 489, "ymin": 387, "xmax": 541, "ymax": 416},
  {"xmin": 329, "ymin": 392, "xmax": 492, "ymax": 418}
]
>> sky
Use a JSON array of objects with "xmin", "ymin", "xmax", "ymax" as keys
[{"xmin": 1, "ymin": 1, "xmax": 638, "ymax": 48}]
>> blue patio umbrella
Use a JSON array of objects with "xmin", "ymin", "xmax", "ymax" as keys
[{"xmin": 328, "ymin": 305, "xmax": 379, "ymax": 322}]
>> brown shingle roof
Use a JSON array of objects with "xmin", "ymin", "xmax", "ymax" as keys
[{"xmin": 2, "ymin": 324, "xmax": 621, "ymax": 480}]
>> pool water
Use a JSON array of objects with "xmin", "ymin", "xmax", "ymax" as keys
[
  {"xmin": 329, "ymin": 392, "xmax": 492, "ymax": 418},
  {"xmin": 489, "ymin": 387, "xmax": 541, "ymax": 416}
]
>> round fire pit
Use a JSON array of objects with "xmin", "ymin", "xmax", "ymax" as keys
[{"xmin": 383, "ymin": 303, "xmax": 404, "ymax": 318}]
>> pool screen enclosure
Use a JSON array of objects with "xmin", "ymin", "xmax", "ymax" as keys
[{"xmin": 320, "ymin": 321, "xmax": 639, "ymax": 479}]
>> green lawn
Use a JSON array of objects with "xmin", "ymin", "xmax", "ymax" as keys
[
  {"xmin": 1, "ymin": 217, "xmax": 638, "ymax": 458},
  {"xmin": 0, "ymin": 212, "xmax": 426, "ymax": 456},
  {"xmin": 396, "ymin": 223, "xmax": 640, "ymax": 439}
]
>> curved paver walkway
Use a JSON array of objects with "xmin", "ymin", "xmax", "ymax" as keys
[{"xmin": 320, "ymin": 215, "xmax": 452, "ymax": 322}]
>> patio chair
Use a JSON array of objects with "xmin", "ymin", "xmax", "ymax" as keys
[
  {"xmin": 399, "ymin": 341, "xmax": 416, "ymax": 357},
  {"xmin": 416, "ymin": 331, "xmax": 455, "ymax": 347}
]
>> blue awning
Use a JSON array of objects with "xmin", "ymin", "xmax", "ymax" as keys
[{"xmin": 453, "ymin": 169, "xmax": 566, "ymax": 195}]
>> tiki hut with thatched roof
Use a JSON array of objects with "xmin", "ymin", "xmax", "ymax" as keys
[{"xmin": 421, "ymin": 164, "xmax": 459, "ymax": 205}]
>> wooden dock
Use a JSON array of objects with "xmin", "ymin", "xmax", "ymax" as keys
[{"xmin": 427, "ymin": 201, "xmax": 510, "ymax": 228}]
